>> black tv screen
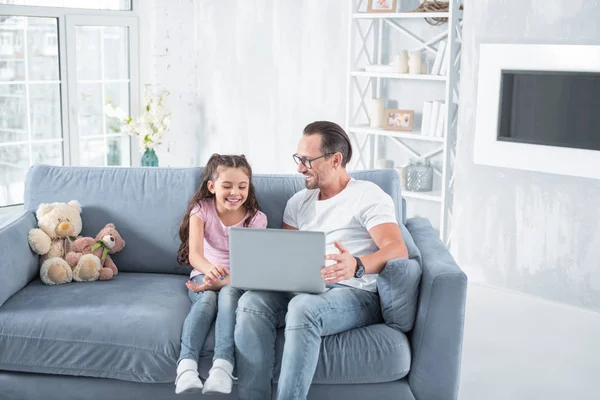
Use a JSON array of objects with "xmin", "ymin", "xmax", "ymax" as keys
[{"xmin": 498, "ymin": 70, "xmax": 600, "ymax": 151}]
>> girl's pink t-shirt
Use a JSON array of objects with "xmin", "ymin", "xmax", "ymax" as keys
[{"xmin": 189, "ymin": 198, "xmax": 268, "ymax": 278}]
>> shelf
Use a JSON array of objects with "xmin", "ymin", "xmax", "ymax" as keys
[
  {"xmin": 402, "ymin": 189, "xmax": 442, "ymax": 202},
  {"xmin": 352, "ymin": 11, "xmax": 463, "ymax": 20},
  {"xmin": 347, "ymin": 1, "xmax": 462, "ymax": 242},
  {"xmin": 351, "ymin": 70, "xmax": 447, "ymax": 81},
  {"xmin": 348, "ymin": 125, "xmax": 444, "ymax": 142}
]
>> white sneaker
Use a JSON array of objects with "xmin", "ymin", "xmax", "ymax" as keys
[
  {"xmin": 175, "ymin": 359, "xmax": 204, "ymax": 394},
  {"xmin": 202, "ymin": 359, "xmax": 237, "ymax": 395}
]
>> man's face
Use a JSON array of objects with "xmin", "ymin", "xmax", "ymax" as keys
[{"xmin": 296, "ymin": 134, "xmax": 332, "ymax": 190}]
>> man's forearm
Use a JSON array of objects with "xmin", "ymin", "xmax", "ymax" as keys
[{"xmin": 359, "ymin": 240, "xmax": 408, "ymax": 275}]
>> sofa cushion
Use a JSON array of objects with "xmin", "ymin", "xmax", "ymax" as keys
[
  {"xmin": 377, "ymin": 257, "xmax": 422, "ymax": 333},
  {"xmin": 24, "ymin": 165, "xmax": 202, "ymax": 275},
  {"xmin": 0, "ymin": 273, "xmax": 189, "ymax": 383},
  {"xmin": 0, "ymin": 273, "xmax": 411, "ymax": 384},
  {"xmin": 376, "ymin": 223, "xmax": 423, "ymax": 332},
  {"xmin": 272, "ymin": 323, "xmax": 411, "ymax": 384}
]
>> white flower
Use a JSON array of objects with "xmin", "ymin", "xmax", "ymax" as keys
[
  {"xmin": 104, "ymin": 85, "xmax": 171, "ymax": 153},
  {"xmin": 104, "ymin": 103, "xmax": 129, "ymax": 121}
]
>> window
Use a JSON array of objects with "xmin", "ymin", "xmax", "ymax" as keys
[
  {"xmin": 45, "ymin": 32, "xmax": 57, "ymax": 46},
  {"xmin": 0, "ymin": 31, "xmax": 11, "ymax": 45},
  {"xmin": 0, "ymin": 2, "xmax": 138, "ymax": 207},
  {"xmin": 0, "ymin": 16, "xmax": 61, "ymax": 206},
  {"xmin": 71, "ymin": 22, "xmax": 132, "ymax": 166},
  {"xmin": 0, "ymin": 1, "xmax": 131, "ymax": 11}
]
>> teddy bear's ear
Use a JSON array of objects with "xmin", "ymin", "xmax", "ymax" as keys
[
  {"xmin": 67, "ymin": 200, "xmax": 82, "ymax": 213},
  {"xmin": 105, "ymin": 223, "xmax": 115, "ymax": 229},
  {"xmin": 36, "ymin": 203, "xmax": 54, "ymax": 220}
]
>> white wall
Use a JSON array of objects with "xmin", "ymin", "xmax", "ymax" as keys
[
  {"xmin": 139, "ymin": 0, "xmax": 349, "ymax": 174},
  {"xmin": 452, "ymin": 0, "xmax": 600, "ymax": 311},
  {"xmin": 138, "ymin": 0, "xmax": 205, "ymax": 168},
  {"xmin": 454, "ymin": 1, "xmax": 600, "ymax": 398}
]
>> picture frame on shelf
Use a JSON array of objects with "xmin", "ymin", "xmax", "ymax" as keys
[
  {"xmin": 384, "ymin": 109, "xmax": 414, "ymax": 131},
  {"xmin": 367, "ymin": 0, "xmax": 397, "ymax": 13}
]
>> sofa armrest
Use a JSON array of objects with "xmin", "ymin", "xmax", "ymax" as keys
[
  {"xmin": 405, "ymin": 217, "xmax": 467, "ymax": 400},
  {"xmin": 0, "ymin": 210, "xmax": 39, "ymax": 308}
]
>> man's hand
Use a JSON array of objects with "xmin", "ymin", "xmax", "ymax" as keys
[{"xmin": 321, "ymin": 241, "xmax": 358, "ymax": 284}]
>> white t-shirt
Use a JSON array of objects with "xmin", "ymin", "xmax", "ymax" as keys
[{"xmin": 283, "ymin": 178, "xmax": 397, "ymax": 292}]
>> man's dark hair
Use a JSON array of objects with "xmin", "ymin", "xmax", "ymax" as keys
[{"xmin": 303, "ymin": 121, "xmax": 353, "ymax": 167}]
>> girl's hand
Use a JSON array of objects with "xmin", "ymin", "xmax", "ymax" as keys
[
  {"xmin": 186, "ymin": 279, "xmax": 212, "ymax": 293},
  {"xmin": 203, "ymin": 272, "xmax": 231, "ymax": 292},
  {"xmin": 204, "ymin": 264, "xmax": 229, "ymax": 285}
]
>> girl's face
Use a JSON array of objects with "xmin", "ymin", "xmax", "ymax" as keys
[{"xmin": 208, "ymin": 167, "xmax": 250, "ymax": 212}]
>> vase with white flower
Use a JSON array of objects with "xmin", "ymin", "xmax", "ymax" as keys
[{"xmin": 104, "ymin": 85, "xmax": 171, "ymax": 167}]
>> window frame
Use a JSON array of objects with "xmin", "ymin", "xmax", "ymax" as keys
[
  {"xmin": 0, "ymin": 0, "xmax": 140, "ymax": 210},
  {"xmin": 65, "ymin": 14, "xmax": 139, "ymax": 167}
]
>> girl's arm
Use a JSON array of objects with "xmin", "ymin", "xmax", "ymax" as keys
[{"xmin": 187, "ymin": 214, "xmax": 214, "ymax": 275}]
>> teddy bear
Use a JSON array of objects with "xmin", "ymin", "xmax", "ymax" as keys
[
  {"xmin": 28, "ymin": 200, "xmax": 88, "ymax": 285},
  {"xmin": 66, "ymin": 223, "xmax": 125, "ymax": 281}
]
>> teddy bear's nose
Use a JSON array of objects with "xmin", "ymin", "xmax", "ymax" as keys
[
  {"xmin": 110, "ymin": 237, "xmax": 115, "ymax": 242},
  {"xmin": 58, "ymin": 222, "xmax": 70, "ymax": 231}
]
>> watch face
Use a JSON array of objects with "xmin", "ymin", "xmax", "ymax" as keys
[
  {"xmin": 354, "ymin": 257, "xmax": 364, "ymax": 278},
  {"xmin": 355, "ymin": 266, "xmax": 365, "ymax": 278}
]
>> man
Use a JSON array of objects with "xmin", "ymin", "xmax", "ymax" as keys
[{"xmin": 234, "ymin": 121, "xmax": 408, "ymax": 400}]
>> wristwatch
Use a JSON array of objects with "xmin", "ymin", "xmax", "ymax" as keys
[{"xmin": 353, "ymin": 256, "xmax": 365, "ymax": 278}]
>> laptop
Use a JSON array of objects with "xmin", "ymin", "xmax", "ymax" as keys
[{"xmin": 229, "ymin": 227, "xmax": 327, "ymax": 294}]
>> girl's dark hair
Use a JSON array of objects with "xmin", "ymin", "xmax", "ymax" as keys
[{"xmin": 177, "ymin": 153, "xmax": 260, "ymax": 265}]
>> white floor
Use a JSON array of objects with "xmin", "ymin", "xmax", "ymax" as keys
[{"xmin": 459, "ymin": 283, "xmax": 600, "ymax": 400}]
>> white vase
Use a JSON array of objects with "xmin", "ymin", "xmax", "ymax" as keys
[
  {"xmin": 370, "ymin": 98, "xmax": 385, "ymax": 128},
  {"xmin": 392, "ymin": 50, "xmax": 409, "ymax": 73}
]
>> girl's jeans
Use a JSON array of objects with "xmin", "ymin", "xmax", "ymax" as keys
[{"xmin": 178, "ymin": 275, "xmax": 245, "ymax": 366}]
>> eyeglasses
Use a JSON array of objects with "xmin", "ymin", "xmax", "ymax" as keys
[{"xmin": 293, "ymin": 153, "xmax": 334, "ymax": 169}]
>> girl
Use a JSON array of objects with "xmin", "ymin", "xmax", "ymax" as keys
[{"xmin": 175, "ymin": 154, "xmax": 267, "ymax": 395}]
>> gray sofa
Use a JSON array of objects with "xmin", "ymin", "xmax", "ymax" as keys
[{"xmin": 0, "ymin": 165, "xmax": 467, "ymax": 400}]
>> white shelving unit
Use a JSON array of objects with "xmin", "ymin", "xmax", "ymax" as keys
[
  {"xmin": 349, "ymin": 124, "xmax": 445, "ymax": 143},
  {"xmin": 345, "ymin": 0, "xmax": 463, "ymax": 246},
  {"xmin": 351, "ymin": 71, "xmax": 448, "ymax": 81},
  {"xmin": 351, "ymin": 11, "xmax": 462, "ymax": 19}
]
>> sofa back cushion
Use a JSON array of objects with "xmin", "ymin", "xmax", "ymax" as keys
[
  {"xmin": 253, "ymin": 169, "xmax": 406, "ymax": 228},
  {"xmin": 24, "ymin": 165, "xmax": 407, "ymax": 275},
  {"xmin": 252, "ymin": 174, "xmax": 306, "ymax": 229},
  {"xmin": 24, "ymin": 165, "xmax": 202, "ymax": 275}
]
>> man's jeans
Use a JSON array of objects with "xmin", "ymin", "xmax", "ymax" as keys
[
  {"xmin": 234, "ymin": 287, "xmax": 382, "ymax": 400},
  {"xmin": 179, "ymin": 275, "xmax": 245, "ymax": 366}
]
